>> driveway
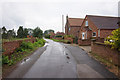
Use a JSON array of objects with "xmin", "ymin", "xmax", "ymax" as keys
[
  {"xmin": 63, "ymin": 44, "xmax": 118, "ymax": 78},
  {"xmin": 5, "ymin": 39, "xmax": 118, "ymax": 79}
]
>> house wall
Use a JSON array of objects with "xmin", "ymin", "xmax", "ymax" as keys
[
  {"xmin": 100, "ymin": 29, "xmax": 115, "ymax": 38},
  {"xmin": 68, "ymin": 26, "xmax": 80, "ymax": 37},
  {"xmin": 91, "ymin": 42, "xmax": 120, "ymax": 66},
  {"xmin": 79, "ymin": 16, "xmax": 98, "ymax": 39}
]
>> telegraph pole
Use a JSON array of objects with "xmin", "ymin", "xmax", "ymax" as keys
[{"xmin": 62, "ymin": 15, "xmax": 64, "ymax": 32}]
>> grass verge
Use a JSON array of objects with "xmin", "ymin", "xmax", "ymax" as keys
[
  {"xmin": 90, "ymin": 52, "xmax": 120, "ymax": 78},
  {"xmin": 51, "ymin": 39, "xmax": 71, "ymax": 44}
]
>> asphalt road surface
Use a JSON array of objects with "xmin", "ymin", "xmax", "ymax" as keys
[{"xmin": 6, "ymin": 39, "xmax": 118, "ymax": 79}]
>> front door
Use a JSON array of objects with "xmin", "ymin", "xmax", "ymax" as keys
[{"xmin": 82, "ymin": 32, "xmax": 85, "ymax": 39}]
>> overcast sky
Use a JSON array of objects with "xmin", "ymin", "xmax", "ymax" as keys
[{"xmin": 0, "ymin": 0, "xmax": 120, "ymax": 33}]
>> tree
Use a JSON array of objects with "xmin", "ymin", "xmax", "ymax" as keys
[
  {"xmin": 7, "ymin": 29, "xmax": 16, "ymax": 39},
  {"xmin": 105, "ymin": 28, "xmax": 120, "ymax": 51},
  {"xmin": 44, "ymin": 29, "xmax": 54, "ymax": 35},
  {"xmin": 23, "ymin": 28, "xmax": 28, "ymax": 38},
  {"xmin": 17, "ymin": 26, "xmax": 24, "ymax": 38},
  {"xmin": 33, "ymin": 27, "xmax": 43, "ymax": 38},
  {"xmin": 2, "ymin": 26, "xmax": 8, "ymax": 39}
]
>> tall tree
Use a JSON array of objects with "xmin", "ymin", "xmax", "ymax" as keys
[
  {"xmin": 33, "ymin": 27, "xmax": 43, "ymax": 38},
  {"xmin": 17, "ymin": 26, "xmax": 24, "ymax": 38},
  {"xmin": 2, "ymin": 26, "xmax": 8, "ymax": 39}
]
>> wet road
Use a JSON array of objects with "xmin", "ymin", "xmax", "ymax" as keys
[
  {"xmin": 6, "ymin": 39, "xmax": 118, "ymax": 78},
  {"xmin": 23, "ymin": 39, "xmax": 77, "ymax": 78}
]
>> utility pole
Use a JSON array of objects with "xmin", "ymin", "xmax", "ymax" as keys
[{"xmin": 62, "ymin": 15, "xmax": 64, "ymax": 32}]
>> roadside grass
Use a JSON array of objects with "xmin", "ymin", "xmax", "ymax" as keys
[
  {"xmin": 51, "ymin": 39, "xmax": 71, "ymax": 44},
  {"xmin": 90, "ymin": 52, "xmax": 120, "ymax": 77}
]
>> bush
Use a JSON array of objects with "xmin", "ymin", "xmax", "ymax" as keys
[
  {"xmin": 105, "ymin": 28, "xmax": 120, "ymax": 51},
  {"xmin": 64, "ymin": 35, "xmax": 75, "ymax": 38},
  {"xmin": 16, "ymin": 41, "xmax": 34, "ymax": 52},
  {"xmin": 44, "ymin": 34, "xmax": 51, "ymax": 39},
  {"xmin": 55, "ymin": 35, "xmax": 63, "ymax": 38},
  {"xmin": 2, "ymin": 55, "xmax": 9, "ymax": 64}
]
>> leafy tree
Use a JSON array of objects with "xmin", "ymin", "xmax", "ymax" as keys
[
  {"xmin": 17, "ymin": 26, "xmax": 24, "ymax": 38},
  {"xmin": 2, "ymin": 26, "xmax": 8, "ymax": 39},
  {"xmin": 44, "ymin": 34, "xmax": 51, "ymax": 39},
  {"xmin": 105, "ymin": 28, "xmax": 120, "ymax": 51},
  {"xmin": 44, "ymin": 29, "xmax": 54, "ymax": 35},
  {"xmin": 23, "ymin": 28, "xmax": 28, "ymax": 38},
  {"xmin": 33, "ymin": 27, "xmax": 43, "ymax": 38},
  {"xmin": 7, "ymin": 29, "xmax": 16, "ymax": 39}
]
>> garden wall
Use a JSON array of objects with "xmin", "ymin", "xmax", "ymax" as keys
[
  {"xmin": 64, "ymin": 37, "xmax": 73, "ymax": 43},
  {"xmin": 91, "ymin": 41, "xmax": 120, "ymax": 66},
  {"xmin": 78, "ymin": 38, "xmax": 104, "ymax": 46},
  {"xmin": 2, "ymin": 38, "xmax": 36, "ymax": 56},
  {"xmin": 78, "ymin": 39, "xmax": 91, "ymax": 46}
]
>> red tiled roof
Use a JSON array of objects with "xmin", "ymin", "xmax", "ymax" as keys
[
  {"xmin": 68, "ymin": 18, "xmax": 84, "ymax": 27},
  {"xmin": 87, "ymin": 15, "xmax": 119, "ymax": 29}
]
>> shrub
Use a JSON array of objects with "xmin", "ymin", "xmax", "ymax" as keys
[
  {"xmin": 16, "ymin": 41, "xmax": 34, "ymax": 52},
  {"xmin": 55, "ymin": 35, "xmax": 63, "ymax": 38},
  {"xmin": 2, "ymin": 55, "xmax": 9, "ymax": 64},
  {"xmin": 44, "ymin": 34, "xmax": 51, "ymax": 39},
  {"xmin": 105, "ymin": 28, "xmax": 120, "ymax": 51},
  {"xmin": 8, "ymin": 60, "xmax": 14, "ymax": 66}
]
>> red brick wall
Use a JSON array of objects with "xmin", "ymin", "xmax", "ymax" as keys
[
  {"xmin": 68, "ymin": 26, "xmax": 80, "ymax": 37},
  {"xmin": 64, "ymin": 37, "xmax": 73, "ymax": 43},
  {"xmin": 78, "ymin": 39, "xmax": 91, "ymax": 46},
  {"xmin": 79, "ymin": 16, "xmax": 98, "ymax": 39},
  {"xmin": 65, "ymin": 20, "xmax": 80, "ymax": 37},
  {"xmin": 54, "ymin": 37, "xmax": 63, "ymax": 40},
  {"xmin": 2, "ymin": 38, "xmax": 36, "ymax": 56},
  {"xmin": 91, "ymin": 42, "xmax": 120, "ymax": 66},
  {"xmin": 100, "ymin": 29, "xmax": 114, "ymax": 38}
]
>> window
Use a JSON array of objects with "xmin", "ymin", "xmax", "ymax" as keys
[
  {"xmin": 85, "ymin": 21, "xmax": 88, "ymax": 26},
  {"xmin": 92, "ymin": 32, "xmax": 96, "ymax": 37},
  {"xmin": 98, "ymin": 29, "xmax": 100, "ymax": 37},
  {"xmin": 82, "ymin": 32, "xmax": 85, "ymax": 39},
  {"xmin": 69, "ymin": 27, "xmax": 71, "ymax": 31}
]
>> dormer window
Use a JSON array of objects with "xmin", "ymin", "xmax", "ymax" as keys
[{"xmin": 85, "ymin": 21, "xmax": 88, "ymax": 26}]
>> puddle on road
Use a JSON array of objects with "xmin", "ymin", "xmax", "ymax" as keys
[
  {"xmin": 66, "ymin": 56, "xmax": 70, "ymax": 59},
  {"xmin": 44, "ymin": 43, "xmax": 49, "ymax": 47},
  {"xmin": 64, "ymin": 51, "xmax": 69, "ymax": 56},
  {"xmin": 20, "ymin": 58, "xmax": 30, "ymax": 65},
  {"xmin": 67, "ymin": 61, "xmax": 71, "ymax": 64}
]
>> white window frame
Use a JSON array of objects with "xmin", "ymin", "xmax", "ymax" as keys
[
  {"xmin": 85, "ymin": 21, "xmax": 88, "ymax": 26},
  {"xmin": 82, "ymin": 32, "xmax": 85, "ymax": 39},
  {"xmin": 92, "ymin": 32, "xmax": 96, "ymax": 37},
  {"xmin": 69, "ymin": 27, "xmax": 71, "ymax": 31},
  {"xmin": 98, "ymin": 29, "xmax": 100, "ymax": 37}
]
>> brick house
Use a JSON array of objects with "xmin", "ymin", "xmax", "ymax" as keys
[
  {"xmin": 78, "ymin": 15, "xmax": 119, "ymax": 45},
  {"xmin": 65, "ymin": 16, "xmax": 84, "ymax": 38}
]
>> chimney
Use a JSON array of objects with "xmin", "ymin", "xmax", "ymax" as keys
[{"xmin": 66, "ymin": 15, "xmax": 68, "ymax": 21}]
